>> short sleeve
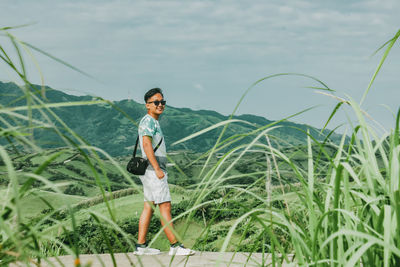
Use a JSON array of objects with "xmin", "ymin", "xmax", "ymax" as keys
[{"xmin": 139, "ymin": 115, "xmax": 156, "ymax": 137}]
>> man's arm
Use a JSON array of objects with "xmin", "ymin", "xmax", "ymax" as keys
[{"xmin": 142, "ymin": 135, "xmax": 165, "ymax": 179}]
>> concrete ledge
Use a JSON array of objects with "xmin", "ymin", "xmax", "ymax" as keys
[{"xmin": 14, "ymin": 252, "xmax": 295, "ymax": 266}]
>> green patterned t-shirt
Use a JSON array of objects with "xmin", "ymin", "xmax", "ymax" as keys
[{"xmin": 138, "ymin": 114, "xmax": 167, "ymax": 172}]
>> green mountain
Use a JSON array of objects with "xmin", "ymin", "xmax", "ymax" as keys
[{"xmin": 0, "ymin": 81, "xmax": 344, "ymax": 156}]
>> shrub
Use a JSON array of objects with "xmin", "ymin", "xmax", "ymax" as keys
[{"xmin": 60, "ymin": 216, "xmax": 161, "ymax": 254}]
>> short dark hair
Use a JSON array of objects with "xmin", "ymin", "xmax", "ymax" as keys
[{"xmin": 144, "ymin": 88, "xmax": 163, "ymax": 103}]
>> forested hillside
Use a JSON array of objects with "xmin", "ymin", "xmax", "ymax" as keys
[{"xmin": 0, "ymin": 81, "xmax": 344, "ymax": 156}]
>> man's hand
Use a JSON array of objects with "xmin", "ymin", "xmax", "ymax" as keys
[
  {"xmin": 155, "ymin": 168, "xmax": 165, "ymax": 179},
  {"xmin": 143, "ymin": 136, "xmax": 164, "ymax": 179}
]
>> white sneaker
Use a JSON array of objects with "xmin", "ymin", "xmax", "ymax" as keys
[
  {"xmin": 169, "ymin": 244, "xmax": 195, "ymax": 256},
  {"xmin": 134, "ymin": 244, "xmax": 161, "ymax": 255}
]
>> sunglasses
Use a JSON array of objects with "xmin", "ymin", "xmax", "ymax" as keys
[{"xmin": 147, "ymin": 100, "xmax": 166, "ymax": 106}]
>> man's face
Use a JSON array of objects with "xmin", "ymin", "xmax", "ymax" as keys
[{"xmin": 146, "ymin": 93, "xmax": 165, "ymax": 116}]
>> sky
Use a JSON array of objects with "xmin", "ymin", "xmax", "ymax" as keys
[{"xmin": 1, "ymin": 0, "xmax": 399, "ymax": 133}]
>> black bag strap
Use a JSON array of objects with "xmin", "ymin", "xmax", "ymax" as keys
[
  {"xmin": 153, "ymin": 137, "xmax": 163, "ymax": 152},
  {"xmin": 132, "ymin": 136, "xmax": 163, "ymax": 157},
  {"xmin": 132, "ymin": 137, "xmax": 140, "ymax": 157}
]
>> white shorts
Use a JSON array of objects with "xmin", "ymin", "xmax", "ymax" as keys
[{"xmin": 139, "ymin": 170, "xmax": 171, "ymax": 204}]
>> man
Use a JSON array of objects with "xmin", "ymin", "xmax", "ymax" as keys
[{"xmin": 134, "ymin": 88, "xmax": 195, "ymax": 256}]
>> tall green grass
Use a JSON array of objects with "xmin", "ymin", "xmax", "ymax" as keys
[
  {"xmin": 170, "ymin": 29, "xmax": 400, "ymax": 266},
  {"xmin": 0, "ymin": 26, "xmax": 144, "ymax": 267},
  {"xmin": 1, "ymin": 24, "xmax": 400, "ymax": 267}
]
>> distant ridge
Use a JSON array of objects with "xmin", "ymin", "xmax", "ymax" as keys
[{"xmin": 0, "ymin": 81, "xmax": 345, "ymax": 156}]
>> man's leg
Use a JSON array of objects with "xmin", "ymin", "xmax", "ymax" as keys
[
  {"xmin": 160, "ymin": 201, "xmax": 195, "ymax": 256},
  {"xmin": 137, "ymin": 201, "xmax": 154, "ymax": 244},
  {"xmin": 158, "ymin": 201, "xmax": 177, "ymax": 244}
]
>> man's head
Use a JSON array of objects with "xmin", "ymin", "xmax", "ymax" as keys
[
  {"xmin": 144, "ymin": 88, "xmax": 163, "ymax": 103},
  {"xmin": 144, "ymin": 88, "xmax": 166, "ymax": 119}
]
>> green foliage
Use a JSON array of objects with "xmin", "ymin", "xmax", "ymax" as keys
[
  {"xmin": 171, "ymin": 30, "xmax": 400, "ymax": 266},
  {"xmin": 64, "ymin": 184, "xmax": 85, "ymax": 196},
  {"xmin": 60, "ymin": 216, "xmax": 161, "ymax": 254},
  {"xmin": 0, "ymin": 27, "xmax": 142, "ymax": 265}
]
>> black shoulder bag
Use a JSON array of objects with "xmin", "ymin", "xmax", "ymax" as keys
[{"xmin": 126, "ymin": 136, "xmax": 163, "ymax": 175}]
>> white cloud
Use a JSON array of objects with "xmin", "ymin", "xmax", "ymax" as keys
[{"xmin": 194, "ymin": 83, "xmax": 205, "ymax": 92}]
